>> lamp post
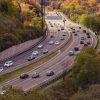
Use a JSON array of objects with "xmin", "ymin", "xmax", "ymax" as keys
[
  {"xmin": 63, "ymin": 18, "xmax": 66, "ymax": 28},
  {"xmin": 41, "ymin": 0, "xmax": 45, "ymax": 30}
]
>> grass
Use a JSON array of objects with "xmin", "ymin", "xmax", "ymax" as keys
[
  {"xmin": 0, "ymin": 52, "xmax": 58, "ymax": 84},
  {"xmin": 41, "ymin": 79, "xmax": 62, "ymax": 92}
]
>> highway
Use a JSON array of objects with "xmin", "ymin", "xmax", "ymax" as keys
[
  {"xmin": 0, "ymin": 12, "xmax": 70, "ymax": 75},
  {"xmin": 0, "ymin": 12, "xmax": 97, "ymax": 92}
]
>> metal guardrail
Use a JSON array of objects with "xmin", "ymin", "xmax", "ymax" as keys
[
  {"xmin": 0, "ymin": 27, "xmax": 48, "ymax": 63},
  {"xmin": 0, "ymin": 30, "xmax": 72, "ymax": 75},
  {"xmin": 34, "ymin": 15, "xmax": 98, "ymax": 90}
]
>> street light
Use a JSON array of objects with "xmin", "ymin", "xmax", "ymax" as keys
[
  {"xmin": 41, "ymin": 0, "xmax": 45, "ymax": 30},
  {"xmin": 63, "ymin": 18, "xmax": 66, "ymax": 28}
]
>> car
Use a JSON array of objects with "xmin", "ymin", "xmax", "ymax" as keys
[
  {"xmin": 81, "ymin": 37, "xmax": 86, "ymax": 40},
  {"xmin": 60, "ymin": 37, "xmax": 65, "ymax": 40},
  {"xmin": 58, "ymin": 29, "xmax": 60, "ymax": 31},
  {"xmin": 55, "ymin": 41, "xmax": 60, "ymax": 45},
  {"xmin": 20, "ymin": 73, "xmax": 29, "ymax": 79},
  {"xmin": 37, "ymin": 44, "xmax": 43, "ymax": 49},
  {"xmin": 46, "ymin": 71, "xmax": 54, "ymax": 76},
  {"xmin": 68, "ymin": 51, "xmax": 74, "ymax": 56},
  {"xmin": 4, "ymin": 61, "xmax": 13, "ymax": 67},
  {"xmin": 84, "ymin": 43, "xmax": 88, "ymax": 46},
  {"xmin": 72, "ymin": 31, "xmax": 75, "ymax": 33},
  {"xmin": 83, "ymin": 30, "xmax": 86, "ymax": 33},
  {"xmin": 72, "ymin": 28, "xmax": 75, "ymax": 30},
  {"xmin": 27, "ymin": 55, "xmax": 36, "ymax": 61},
  {"xmin": 62, "ymin": 34, "xmax": 66, "ymax": 36},
  {"xmin": 50, "ymin": 35, "xmax": 54, "ymax": 38},
  {"xmin": 77, "ymin": 30, "xmax": 80, "ymax": 32},
  {"xmin": 0, "ymin": 67, "xmax": 3, "ymax": 72},
  {"xmin": 49, "ymin": 41, "xmax": 54, "ymax": 45},
  {"xmin": 87, "ymin": 35, "xmax": 91, "ymax": 38},
  {"xmin": 80, "ymin": 41, "xmax": 84, "ymax": 44},
  {"xmin": 74, "ymin": 33, "xmax": 77, "ymax": 36},
  {"xmin": 51, "ymin": 25, "xmax": 53, "ymax": 27},
  {"xmin": 79, "ymin": 27, "xmax": 81, "ymax": 29},
  {"xmin": 87, "ymin": 41, "xmax": 91, "ymax": 45},
  {"xmin": 32, "ymin": 72, "xmax": 39, "ymax": 78},
  {"xmin": 42, "ymin": 49, "xmax": 48, "ymax": 54},
  {"xmin": 32, "ymin": 51, "xmax": 38, "ymax": 55},
  {"xmin": 86, "ymin": 33, "xmax": 90, "ymax": 35},
  {"xmin": 74, "ymin": 47, "xmax": 79, "ymax": 51},
  {"xmin": 61, "ymin": 27, "xmax": 64, "ymax": 30}
]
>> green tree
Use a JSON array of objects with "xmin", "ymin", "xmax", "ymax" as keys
[
  {"xmin": 0, "ymin": 86, "xmax": 50, "ymax": 100},
  {"xmin": 72, "ymin": 46, "xmax": 100, "ymax": 88}
]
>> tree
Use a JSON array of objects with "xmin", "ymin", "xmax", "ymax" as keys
[
  {"xmin": 72, "ymin": 46, "xmax": 100, "ymax": 88},
  {"xmin": 79, "ymin": 15, "xmax": 100, "ymax": 33},
  {"xmin": 0, "ymin": 86, "xmax": 50, "ymax": 100},
  {"xmin": 70, "ymin": 84, "xmax": 100, "ymax": 100},
  {"xmin": 0, "ymin": 0, "xmax": 15, "ymax": 15}
]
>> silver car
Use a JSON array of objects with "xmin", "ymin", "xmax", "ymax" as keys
[{"xmin": 4, "ymin": 61, "xmax": 14, "ymax": 67}]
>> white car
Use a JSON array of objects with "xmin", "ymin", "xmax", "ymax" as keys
[
  {"xmin": 37, "ymin": 44, "xmax": 43, "ymax": 49},
  {"xmin": 55, "ymin": 41, "xmax": 60, "ymax": 45},
  {"xmin": 4, "ymin": 61, "xmax": 14, "ymax": 67},
  {"xmin": 42, "ymin": 49, "xmax": 48, "ymax": 54},
  {"xmin": 68, "ymin": 51, "xmax": 74, "ymax": 56},
  {"xmin": 0, "ymin": 67, "xmax": 3, "ymax": 72},
  {"xmin": 49, "ymin": 41, "xmax": 54, "ymax": 45},
  {"xmin": 32, "ymin": 51, "xmax": 39, "ymax": 55}
]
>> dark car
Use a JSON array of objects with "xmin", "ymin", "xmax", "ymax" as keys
[
  {"xmin": 46, "ymin": 71, "xmax": 54, "ymax": 76},
  {"xmin": 84, "ymin": 43, "xmax": 88, "ymax": 46},
  {"xmin": 74, "ymin": 33, "xmax": 77, "ymax": 36},
  {"xmin": 87, "ymin": 35, "xmax": 91, "ymax": 38},
  {"xmin": 83, "ymin": 30, "xmax": 86, "ymax": 33},
  {"xmin": 86, "ymin": 33, "xmax": 90, "ymax": 35},
  {"xmin": 27, "ymin": 55, "xmax": 35, "ymax": 61},
  {"xmin": 60, "ymin": 37, "xmax": 65, "ymax": 40},
  {"xmin": 72, "ymin": 31, "xmax": 75, "ymax": 33},
  {"xmin": 50, "ymin": 35, "xmax": 54, "ymax": 38},
  {"xmin": 81, "ymin": 37, "xmax": 86, "ymax": 40},
  {"xmin": 74, "ymin": 47, "xmax": 79, "ymax": 51},
  {"xmin": 32, "ymin": 72, "xmax": 39, "ymax": 78},
  {"xmin": 80, "ymin": 41, "xmax": 84, "ymax": 44},
  {"xmin": 20, "ymin": 74, "xmax": 29, "ymax": 79},
  {"xmin": 58, "ymin": 29, "xmax": 60, "ymax": 31},
  {"xmin": 79, "ymin": 27, "xmax": 81, "ymax": 29},
  {"xmin": 87, "ymin": 41, "xmax": 91, "ymax": 45}
]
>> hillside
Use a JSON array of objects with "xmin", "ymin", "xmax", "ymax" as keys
[{"xmin": 0, "ymin": 0, "xmax": 43, "ymax": 52}]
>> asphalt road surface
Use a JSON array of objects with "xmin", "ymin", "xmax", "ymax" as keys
[{"xmin": 0, "ymin": 12, "xmax": 97, "ymax": 92}]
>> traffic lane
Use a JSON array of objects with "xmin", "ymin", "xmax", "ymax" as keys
[
  {"xmin": 0, "ymin": 17, "xmax": 63, "ymax": 67},
  {"xmin": 0, "ymin": 32, "xmax": 76, "ymax": 88},
  {"xmin": 0, "ymin": 22, "xmax": 63, "ymax": 68},
  {"xmin": 5, "ymin": 54, "xmax": 75, "ymax": 90},
  {"xmin": 0, "ymin": 24, "xmax": 95, "ymax": 89},
  {"xmin": 1, "ymin": 29, "xmax": 69, "ymax": 73},
  {"xmin": 0, "ymin": 29, "xmax": 70, "ymax": 76}
]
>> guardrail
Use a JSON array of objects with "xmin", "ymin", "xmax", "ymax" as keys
[
  {"xmin": 60, "ymin": 12, "xmax": 98, "ymax": 48},
  {"xmin": 34, "ymin": 14, "xmax": 98, "ymax": 90},
  {"xmin": 0, "ymin": 26, "xmax": 48, "ymax": 63},
  {"xmin": 0, "ymin": 29, "xmax": 72, "ymax": 75}
]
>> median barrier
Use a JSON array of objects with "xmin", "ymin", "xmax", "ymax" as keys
[{"xmin": 0, "ymin": 28, "xmax": 72, "ymax": 75}]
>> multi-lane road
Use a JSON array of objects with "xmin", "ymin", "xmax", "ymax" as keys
[{"xmin": 0, "ymin": 12, "xmax": 97, "ymax": 92}]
